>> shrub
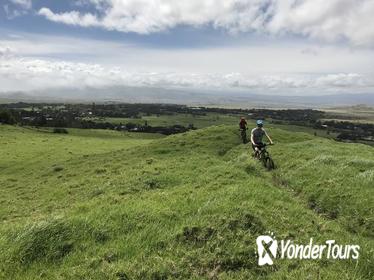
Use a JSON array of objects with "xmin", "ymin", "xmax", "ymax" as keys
[
  {"xmin": 8, "ymin": 218, "xmax": 110, "ymax": 265},
  {"xmin": 11, "ymin": 219, "xmax": 75, "ymax": 264},
  {"xmin": 53, "ymin": 128, "xmax": 68, "ymax": 134},
  {"xmin": 0, "ymin": 110, "xmax": 17, "ymax": 124},
  {"xmin": 53, "ymin": 166, "xmax": 64, "ymax": 172}
]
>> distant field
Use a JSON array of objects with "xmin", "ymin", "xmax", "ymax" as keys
[
  {"xmin": 321, "ymin": 118, "xmax": 374, "ymax": 124},
  {"xmin": 88, "ymin": 112, "xmax": 240, "ymax": 128},
  {"xmin": 323, "ymin": 106, "xmax": 374, "ymax": 123},
  {"xmin": 0, "ymin": 98, "xmax": 13, "ymax": 104},
  {"xmin": 89, "ymin": 113, "xmax": 340, "ymax": 141}
]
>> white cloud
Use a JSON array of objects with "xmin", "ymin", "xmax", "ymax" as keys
[
  {"xmin": 315, "ymin": 73, "xmax": 366, "ymax": 88},
  {"xmin": 0, "ymin": 45, "xmax": 14, "ymax": 58},
  {"xmin": 37, "ymin": 0, "xmax": 374, "ymax": 47},
  {"xmin": 1, "ymin": 31, "xmax": 373, "ymax": 95},
  {"xmin": 4, "ymin": 31, "xmax": 373, "ymax": 75},
  {"xmin": 0, "ymin": 53, "xmax": 372, "ymax": 94},
  {"xmin": 38, "ymin": 8, "xmax": 99, "ymax": 27},
  {"xmin": 4, "ymin": 0, "xmax": 32, "ymax": 19},
  {"xmin": 10, "ymin": 0, "xmax": 32, "ymax": 9}
]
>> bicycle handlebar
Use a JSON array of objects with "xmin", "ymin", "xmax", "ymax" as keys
[{"xmin": 256, "ymin": 142, "xmax": 274, "ymax": 147}]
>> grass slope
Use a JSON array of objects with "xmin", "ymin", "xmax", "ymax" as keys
[{"xmin": 0, "ymin": 124, "xmax": 373, "ymax": 279}]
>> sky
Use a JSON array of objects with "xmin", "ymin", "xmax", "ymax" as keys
[{"xmin": 1, "ymin": 0, "xmax": 374, "ymax": 96}]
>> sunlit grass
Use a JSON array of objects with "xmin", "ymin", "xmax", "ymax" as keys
[{"xmin": 0, "ymin": 124, "xmax": 373, "ymax": 279}]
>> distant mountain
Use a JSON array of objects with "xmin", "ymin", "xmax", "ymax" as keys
[{"xmin": 0, "ymin": 87, "xmax": 373, "ymax": 108}]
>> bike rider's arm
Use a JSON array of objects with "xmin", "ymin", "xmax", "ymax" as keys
[
  {"xmin": 263, "ymin": 129, "xmax": 274, "ymax": 144},
  {"xmin": 250, "ymin": 129, "xmax": 255, "ymax": 145}
]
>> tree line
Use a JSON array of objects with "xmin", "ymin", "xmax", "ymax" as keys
[{"xmin": 0, "ymin": 104, "xmax": 196, "ymax": 135}]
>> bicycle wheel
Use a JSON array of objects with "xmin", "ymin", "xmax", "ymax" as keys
[
  {"xmin": 262, "ymin": 156, "xmax": 267, "ymax": 167},
  {"xmin": 241, "ymin": 131, "xmax": 247, "ymax": 144},
  {"xmin": 259, "ymin": 150, "xmax": 266, "ymax": 162},
  {"xmin": 256, "ymin": 151, "xmax": 261, "ymax": 160},
  {"xmin": 266, "ymin": 157, "xmax": 275, "ymax": 170}
]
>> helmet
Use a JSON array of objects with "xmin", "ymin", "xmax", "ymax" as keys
[{"xmin": 256, "ymin": 119, "xmax": 264, "ymax": 126}]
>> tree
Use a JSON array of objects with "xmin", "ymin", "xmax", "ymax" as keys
[{"xmin": 0, "ymin": 110, "xmax": 16, "ymax": 124}]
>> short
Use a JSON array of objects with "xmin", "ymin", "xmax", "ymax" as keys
[{"xmin": 252, "ymin": 142, "xmax": 265, "ymax": 151}]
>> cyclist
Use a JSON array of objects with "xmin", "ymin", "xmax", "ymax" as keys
[
  {"xmin": 251, "ymin": 120, "xmax": 273, "ymax": 155},
  {"xmin": 239, "ymin": 116, "xmax": 247, "ymax": 130},
  {"xmin": 239, "ymin": 117, "xmax": 248, "ymax": 143}
]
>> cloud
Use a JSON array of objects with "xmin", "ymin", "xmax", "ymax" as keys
[
  {"xmin": 1, "ymin": 31, "xmax": 373, "ymax": 96},
  {"xmin": 37, "ymin": 0, "xmax": 374, "ymax": 47},
  {"xmin": 0, "ymin": 53, "xmax": 372, "ymax": 94},
  {"xmin": 38, "ymin": 8, "xmax": 100, "ymax": 27},
  {"xmin": 9, "ymin": 0, "xmax": 32, "ymax": 9},
  {"xmin": 4, "ymin": 0, "xmax": 32, "ymax": 19},
  {"xmin": 0, "ymin": 45, "xmax": 14, "ymax": 58},
  {"xmin": 315, "ymin": 73, "xmax": 366, "ymax": 88}
]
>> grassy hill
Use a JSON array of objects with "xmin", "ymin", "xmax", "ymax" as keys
[{"xmin": 0, "ymin": 124, "xmax": 373, "ymax": 279}]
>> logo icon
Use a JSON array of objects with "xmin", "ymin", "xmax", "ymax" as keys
[{"xmin": 256, "ymin": 235, "xmax": 278, "ymax": 266}]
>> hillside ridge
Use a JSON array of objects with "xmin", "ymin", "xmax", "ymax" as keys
[{"xmin": 0, "ymin": 125, "xmax": 373, "ymax": 279}]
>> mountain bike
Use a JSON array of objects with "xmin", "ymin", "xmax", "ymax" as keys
[
  {"xmin": 239, "ymin": 128, "xmax": 248, "ymax": 144},
  {"xmin": 254, "ymin": 143, "xmax": 275, "ymax": 170}
]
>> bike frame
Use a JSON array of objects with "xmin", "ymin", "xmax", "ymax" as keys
[
  {"xmin": 255, "ymin": 143, "xmax": 275, "ymax": 170},
  {"xmin": 254, "ymin": 143, "xmax": 271, "ymax": 160},
  {"xmin": 240, "ymin": 128, "xmax": 248, "ymax": 143}
]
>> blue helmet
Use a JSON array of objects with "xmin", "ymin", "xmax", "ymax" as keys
[{"xmin": 256, "ymin": 119, "xmax": 264, "ymax": 126}]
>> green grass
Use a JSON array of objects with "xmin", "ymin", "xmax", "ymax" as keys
[
  {"xmin": 0, "ymin": 126, "xmax": 162, "ymax": 173},
  {"xmin": 267, "ymin": 122, "xmax": 339, "ymax": 140},
  {"xmin": 0, "ymin": 124, "xmax": 373, "ymax": 279}
]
